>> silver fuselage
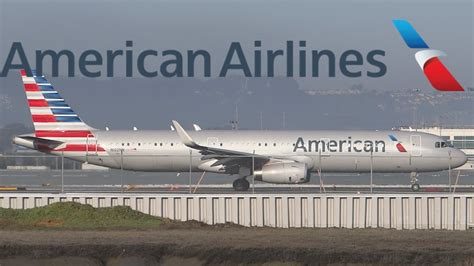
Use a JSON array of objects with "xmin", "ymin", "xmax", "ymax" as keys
[{"xmin": 19, "ymin": 129, "xmax": 466, "ymax": 174}]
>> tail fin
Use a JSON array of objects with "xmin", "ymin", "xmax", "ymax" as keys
[{"xmin": 20, "ymin": 70, "xmax": 95, "ymax": 139}]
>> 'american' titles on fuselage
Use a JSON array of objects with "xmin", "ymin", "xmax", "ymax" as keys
[{"xmin": 293, "ymin": 137, "xmax": 385, "ymax": 153}]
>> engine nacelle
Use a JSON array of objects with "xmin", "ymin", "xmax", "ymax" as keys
[{"xmin": 254, "ymin": 162, "xmax": 310, "ymax": 184}]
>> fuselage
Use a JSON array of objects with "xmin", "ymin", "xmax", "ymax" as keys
[
  {"xmin": 15, "ymin": 129, "xmax": 467, "ymax": 174},
  {"xmin": 14, "ymin": 70, "xmax": 469, "ymax": 189}
]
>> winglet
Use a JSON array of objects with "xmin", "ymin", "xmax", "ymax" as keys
[
  {"xmin": 172, "ymin": 120, "xmax": 199, "ymax": 148},
  {"xmin": 193, "ymin": 123, "xmax": 202, "ymax": 131}
]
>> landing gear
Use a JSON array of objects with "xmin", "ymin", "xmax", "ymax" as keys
[
  {"xmin": 410, "ymin": 172, "xmax": 420, "ymax": 192},
  {"xmin": 233, "ymin": 178, "xmax": 250, "ymax": 191}
]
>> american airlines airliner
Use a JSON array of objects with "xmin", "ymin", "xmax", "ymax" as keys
[{"xmin": 13, "ymin": 70, "xmax": 467, "ymax": 191}]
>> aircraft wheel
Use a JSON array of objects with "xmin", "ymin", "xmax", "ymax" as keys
[
  {"xmin": 411, "ymin": 183, "xmax": 421, "ymax": 192},
  {"xmin": 233, "ymin": 178, "xmax": 250, "ymax": 191}
]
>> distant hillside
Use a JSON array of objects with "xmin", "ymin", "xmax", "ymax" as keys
[{"xmin": 1, "ymin": 76, "xmax": 472, "ymax": 130}]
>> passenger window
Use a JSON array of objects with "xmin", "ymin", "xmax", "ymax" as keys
[
  {"xmin": 435, "ymin": 142, "xmax": 440, "ymax": 148},
  {"xmin": 441, "ymin": 142, "xmax": 448, "ymax": 148}
]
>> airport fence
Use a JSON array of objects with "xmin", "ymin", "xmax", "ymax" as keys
[
  {"xmin": 1, "ymin": 192, "xmax": 474, "ymax": 230},
  {"xmin": 1, "ymin": 153, "xmax": 473, "ymax": 230}
]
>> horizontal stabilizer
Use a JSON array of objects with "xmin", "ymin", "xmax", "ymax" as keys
[{"xmin": 13, "ymin": 135, "xmax": 65, "ymax": 151}]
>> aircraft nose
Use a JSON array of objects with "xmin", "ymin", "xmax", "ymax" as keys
[{"xmin": 451, "ymin": 149, "xmax": 468, "ymax": 168}]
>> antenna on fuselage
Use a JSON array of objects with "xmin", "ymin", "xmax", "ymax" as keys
[
  {"xmin": 193, "ymin": 124, "xmax": 202, "ymax": 131},
  {"xmin": 170, "ymin": 125, "xmax": 175, "ymax": 131},
  {"xmin": 133, "ymin": 127, "xmax": 138, "ymax": 131}
]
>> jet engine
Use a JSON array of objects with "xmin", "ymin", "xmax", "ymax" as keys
[{"xmin": 254, "ymin": 162, "xmax": 310, "ymax": 184}]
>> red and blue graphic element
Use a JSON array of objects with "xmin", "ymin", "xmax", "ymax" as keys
[
  {"xmin": 19, "ymin": 70, "xmax": 107, "ymax": 153},
  {"xmin": 388, "ymin": 134, "xmax": 407, "ymax": 153},
  {"xmin": 20, "ymin": 70, "xmax": 107, "ymax": 152},
  {"xmin": 392, "ymin": 19, "xmax": 464, "ymax": 92}
]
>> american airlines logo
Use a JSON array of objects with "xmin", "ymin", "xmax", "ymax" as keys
[
  {"xmin": 293, "ymin": 137, "xmax": 386, "ymax": 153},
  {"xmin": 393, "ymin": 19, "xmax": 464, "ymax": 92},
  {"xmin": 388, "ymin": 134, "xmax": 407, "ymax": 152}
]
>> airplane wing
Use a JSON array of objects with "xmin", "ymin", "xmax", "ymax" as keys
[{"xmin": 172, "ymin": 120, "xmax": 271, "ymax": 172}]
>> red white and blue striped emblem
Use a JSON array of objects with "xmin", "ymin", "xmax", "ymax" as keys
[{"xmin": 21, "ymin": 70, "xmax": 104, "ymax": 153}]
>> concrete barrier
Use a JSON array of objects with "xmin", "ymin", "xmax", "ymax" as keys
[{"xmin": 1, "ymin": 193, "xmax": 473, "ymax": 230}]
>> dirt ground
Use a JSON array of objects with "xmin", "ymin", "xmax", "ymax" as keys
[{"xmin": 1, "ymin": 226, "xmax": 474, "ymax": 265}]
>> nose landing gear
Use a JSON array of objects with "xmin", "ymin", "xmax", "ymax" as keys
[
  {"xmin": 233, "ymin": 178, "xmax": 250, "ymax": 191},
  {"xmin": 410, "ymin": 172, "xmax": 420, "ymax": 192}
]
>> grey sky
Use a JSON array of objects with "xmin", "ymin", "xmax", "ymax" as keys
[{"xmin": 0, "ymin": 0, "xmax": 472, "ymax": 129}]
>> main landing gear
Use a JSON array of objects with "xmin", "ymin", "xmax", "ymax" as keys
[
  {"xmin": 410, "ymin": 172, "xmax": 420, "ymax": 192},
  {"xmin": 233, "ymin": 178, "xmax": 250, "ymax": 191}
]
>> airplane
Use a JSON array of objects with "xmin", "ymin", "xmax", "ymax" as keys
[{"xmin": 13, "ymin": 70, "xmax": 467, "ymax": 191}]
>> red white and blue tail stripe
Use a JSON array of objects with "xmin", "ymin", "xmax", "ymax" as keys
[
  {"xmin": 20, "ymin": 70, "xmax": 106, "ymax": 154},
  {"xmin": 20, "ymin": 69, "xmax": 95, "ymax": 139}
]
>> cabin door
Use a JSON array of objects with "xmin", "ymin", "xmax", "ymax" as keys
[
  {"xmin": 410, "ymin": 135, "xmax": 421, "ymax": 156},
  {"xmin": 86, "ymin": 134, "xmax": 98, "ymax": 162}
]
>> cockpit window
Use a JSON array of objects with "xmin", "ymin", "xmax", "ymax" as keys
[
  {"xmin": 442, "ymin": 142, "xmax": 453, "ymax": 148},
  {"xmin": 436, "ymin": 141, "xmax": 452, "ymax": 148}
]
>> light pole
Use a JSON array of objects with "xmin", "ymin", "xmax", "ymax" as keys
[
  {"xmin": 252, "ymin": 151, "xmax": 255, "ymax": 194},
  {"xmin": 370, "ymin": 151, "xmax": 373, "ymax": 194},
  {"xmin": 120, "ymin": 149, "xmax": 124, "ymax": 193},
  {"xmin": 61, "ymin": 151, "xmax": 64, "ymax": 194},
  {"xmin": 189, "ymin": 149, "xmax": 192, "ymax": 194},
  {"xmin": 448, "ymin": 150, "xmax": 452, "ymax": 192}
]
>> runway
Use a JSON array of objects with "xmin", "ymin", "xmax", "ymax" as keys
[
  {"xmin": 2, "ymin": 183, "xmax": 474, "ymax": 194},
  {"xmin": 0, "ymin": 169, "xmax": 473, "ymax": 194}
]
